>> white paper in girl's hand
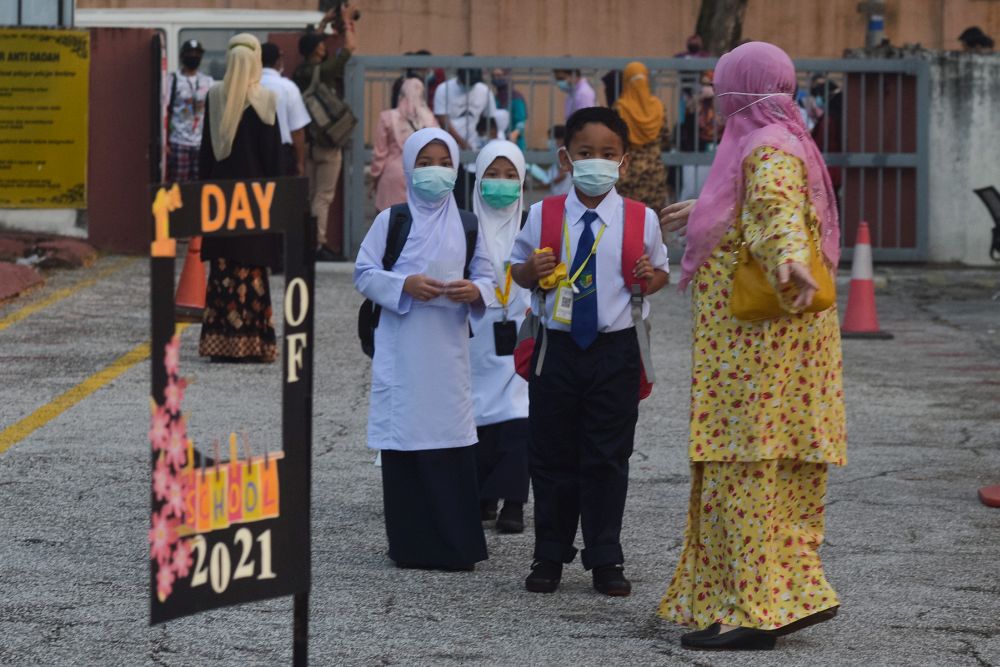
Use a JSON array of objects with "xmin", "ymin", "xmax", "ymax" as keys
[{"xmin": 425, "ymin": 260, "xmax": 463, "ymax": 308}]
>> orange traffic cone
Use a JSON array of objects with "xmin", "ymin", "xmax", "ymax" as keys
[
  {"xmin": 979, "ymin": 485, "xmax": 1000, "ymax": 508},
  {"xmin": 175, "ymin": 236, "xmax": 206, "ymax": 322},
  {"xmin": 841, "ymin": 222, "xmax": 893, "ymax": 339}
]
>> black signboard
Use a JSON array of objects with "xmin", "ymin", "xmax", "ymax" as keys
[{"xmin": 147, "ymin": 178, "xmax": 313, "ymax": 655}]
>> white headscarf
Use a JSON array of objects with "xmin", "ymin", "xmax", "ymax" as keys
[
  {"xmin": 472, "ymin": 140, "xmax": 525, "ymax": 281},
  {"xmin": 400, "ymin": 128, "xmax": 464, "ymax": 263},
  {"xmin": 208, "ymin": 33, "xmax": 277, "ymax": 161}
]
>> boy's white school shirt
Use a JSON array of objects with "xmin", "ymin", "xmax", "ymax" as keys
[
  {"xmin": 509, "ymin": 187, "xmax": 669, "ymax": 333},
  {"xmin": 354, "ymin": 206, "xmax": 495, "ymax": 452}
]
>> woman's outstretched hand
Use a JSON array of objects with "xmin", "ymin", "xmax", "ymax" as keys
[{"xmin": 659, "ymin": 199, "xmax": 696, "ymax": 237}]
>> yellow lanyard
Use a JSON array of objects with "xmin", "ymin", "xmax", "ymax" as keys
[
  {"xmin": 563, "ymin": 214, "xmax": 607, "ymax": 287},
  {"xmin": 494, "ymin": 262, "xmax": 513, "ymax": 309}
]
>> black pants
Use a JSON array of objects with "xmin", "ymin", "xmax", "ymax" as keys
[
  {"xmin": 528, "ymin": 329, "xmax": 640, "ymax": 570},
  {"xmin": 476, "ymin": 418, "xmax": 530, "ymax": 503}
]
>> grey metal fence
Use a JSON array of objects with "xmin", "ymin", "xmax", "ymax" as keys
[{"xmin": 343, "ymin": 55, "xmax": 929, "ymax": 263}]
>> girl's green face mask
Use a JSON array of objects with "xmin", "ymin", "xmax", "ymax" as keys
[{"xmin": 480, "ymin": 178, "xmax": 521, "ymax": 208}]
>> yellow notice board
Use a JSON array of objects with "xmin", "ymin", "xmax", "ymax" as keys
[{"xmin": 0, "ymin": 29, "xmax": 89, "ymax": 209}]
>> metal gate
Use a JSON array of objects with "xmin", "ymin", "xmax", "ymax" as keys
[{"xmin": 343, "ymin": 55, "xmax": 929, "ymax": 263}]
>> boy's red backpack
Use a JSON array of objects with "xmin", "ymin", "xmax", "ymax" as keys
[{"xmin": 513, "ymin": 194, "xmax": 655, "ymax": 400}]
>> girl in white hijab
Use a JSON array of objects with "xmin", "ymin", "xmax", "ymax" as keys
[
  {"xmin": 468, "ymin": 140, "xmax": 531, "ymax": 533},
  {"xmin": 354, "ymin": 127, "xmax": 495, "ymax": 571},
  {"xmin": 198, "ymin": 33, "xmax": 281, "ymax": 363}
]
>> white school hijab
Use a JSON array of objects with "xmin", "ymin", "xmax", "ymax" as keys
[
  {"xmin": 400, "ymin": 127, "xmax": 464, "ymax": 265},
  {"xmin": 471, "ymin": 140, "xmax": 525, "ymax": 283}
]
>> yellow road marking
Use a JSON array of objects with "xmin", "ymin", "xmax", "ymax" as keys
[
  {"xmin": 0, "ymin": 257, "xmax": 137, "ymax": 333},
  {"xmin": 0, "ymin": 323, "xmax": 191, "ymax": 455}
]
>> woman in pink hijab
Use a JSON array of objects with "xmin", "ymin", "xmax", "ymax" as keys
[
  {"xmin": 370, "ymin": 78, "xmax": 439, "ymax": 211},
  {"xmin": 658, "ymin": 42, "xmax": 846, "ymax": 651}
]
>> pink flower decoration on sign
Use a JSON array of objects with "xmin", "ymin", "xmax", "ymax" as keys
[
  {"xmin": 149, "ymin": 507, "xmax": 178, "ymax": 566},
  {"xmin": 156, "ymin": 562, "xmax": 176, "ymax": 602},
  {"xmin": 171, "ymin": 538, "xmax": 194, "ymax": 579},
  {"xmin": 164, "ymin": 336, "xmax": 181, "ymax": 376},
  {"xmin": 163, "ymin": 421, "xmax": 187, "ymax": 470},
  {"xmin": 164, "ymin": 377, "xmax": 187, "ymax": 415},
  {"xmin": 164, "ymin": 477, "xmax": 186, "ymax": 519},
  {"xmin": 149, "ymin": 408, "xmax": 170, "ymax": 451},
  {"xmin": 152, "ymin": 456, "xmax": 172, "ymax": 502}
]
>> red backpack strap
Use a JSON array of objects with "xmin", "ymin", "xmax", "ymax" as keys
[
  {"xmin": 621, "ymin": 198, "xmax": 648, "ymax": 293},
  {"xmin": 540, "ymin": 194, "xmax": 569, "ymax": 262}
]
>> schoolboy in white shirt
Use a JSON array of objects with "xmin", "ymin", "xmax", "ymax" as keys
[{"xmin": 510, "ymin": 107, "xmax": 669, "ymax": 597}]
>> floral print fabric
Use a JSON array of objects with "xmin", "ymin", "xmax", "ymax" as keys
[
  {"xmin": 688, "ymin": 146, "xmax": 846, "ymax": 465},
  {"xmin": 658, "ymin": 460, "xmax": 839, "ymax": 630}
]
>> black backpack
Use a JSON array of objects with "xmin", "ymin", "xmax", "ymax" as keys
[{"xmin": 358, "ymin": 204, "xmax": 479, "ymax": 358}]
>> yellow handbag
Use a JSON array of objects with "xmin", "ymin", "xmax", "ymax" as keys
[{"xmin": 730, "ymin": 216, "xmax": 836, "ymax": 322}]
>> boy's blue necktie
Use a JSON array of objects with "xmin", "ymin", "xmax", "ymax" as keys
[{"xmin": 570, "ymin": 209, "xmax": 599, "ymax": 349}]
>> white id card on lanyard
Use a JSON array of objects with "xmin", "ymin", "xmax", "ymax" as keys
[{"xmin": 552, "ymin": 280, "xmax": 574, "ymax": 324}]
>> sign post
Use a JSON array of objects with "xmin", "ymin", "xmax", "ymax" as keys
[{"xmin": 147, "ymin": 178, "xmax": 314, "ymax": 661}]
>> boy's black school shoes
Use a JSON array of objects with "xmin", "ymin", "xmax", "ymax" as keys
[
  {"xmin": 680, "ymin": 624, "xmax": 776, "ymax": 651},
  {"xmin": 592, "ymin": 564, "xmax": 632, "ymax": 597},
  {"xmin": 496, "ymin": 501, "xmax": 524, "ymax": 533},
  {"xmin": 525, "ymin": 560, "xmax": 562, "ymax": 593}
]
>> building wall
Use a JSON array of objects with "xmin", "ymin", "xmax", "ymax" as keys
[
  {"xmin": 928, "ymin": 52, "xmax": 1000, "ymax": 265},
  {"xmin": 76, "ymin": 0, "xmax": 1000, "ymax": 58}
]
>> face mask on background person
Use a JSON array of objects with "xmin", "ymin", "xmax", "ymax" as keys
[
  {"xmin": 411, "ymin": 166, "xmax": 457, "ymax": 201},
  {"xmin": 556, "ymin": 79, "xmax": 571, "ymax": 93},
  {"xmin": 547, "ymin": 138, "xmax": 559, "ymax": 152},
  {"xmin": 562, "ymin": 149, "xmax": 623, "ymax": 197},
  {"xmin": 182, "ymin": 55, "xmax": 202, "ymax": 70},
  {"xmin": 480, "ymin": 179, "xmax": 521, "ymax": 208}
]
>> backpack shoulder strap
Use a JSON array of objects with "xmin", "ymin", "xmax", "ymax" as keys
[
  {"xmin": 458, "ymin": 209, "xmax": 479, "ymax": 279},
  {"xmin": 540, "ymin": 194, "xmax": 569, "ymax": 263},
  {"xmin": 382, "ymin": 204, "xmax": 412, "ymax": 270},
  {"xmin": 621, "ymin": 197, "xmax": 648, "ymax": 293},
  {"xmin": 167, "ymin": 72, "xmax": 178, "ymax": 120}
]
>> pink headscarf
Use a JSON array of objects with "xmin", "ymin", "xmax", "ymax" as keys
[
  {"xmin": 679, "ymin": 41, "xmax": 840, "ymax": 289},
  {"xmin": 392, "ymin": 78, "xmax": 437, "ymax": 147}
]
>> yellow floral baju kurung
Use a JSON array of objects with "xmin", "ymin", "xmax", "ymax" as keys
[{"xmin": 659, "ymin": 146, "xmax": 847, "ymax": 632}]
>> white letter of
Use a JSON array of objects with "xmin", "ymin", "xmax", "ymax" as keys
[{"xmin": 287, "ymin": 333, "xmax": 308, "ymax": 383}]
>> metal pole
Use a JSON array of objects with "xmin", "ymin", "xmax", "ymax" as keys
[{"xmin": 293, "ymin": 591, "xmax": 309, "ymax": 666}]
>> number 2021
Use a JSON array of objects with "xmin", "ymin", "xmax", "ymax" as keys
[{"xmin": 189, "ymin": 528, "xmax": 276, "ymax": 593}]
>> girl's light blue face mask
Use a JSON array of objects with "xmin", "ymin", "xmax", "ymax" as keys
[
  {"xmin": 480, "ymin": 178, "xmax": 521, "ymax": 209},
  {"xmin": 562, "ymin": 148, "xmax": 624, "ymax": 197},
  {"xmin": 411, "ymin": 166, "xmax": 457, "ymax": 201}
]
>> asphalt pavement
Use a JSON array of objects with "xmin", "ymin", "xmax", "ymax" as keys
[{"xmin": 1, "ymin": 256, "xmax": 999, "ymax": 666}]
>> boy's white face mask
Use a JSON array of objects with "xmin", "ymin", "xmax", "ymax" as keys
[{"xmin": 561, "ymin": 147, "xmax": 624, "ymax": 197}]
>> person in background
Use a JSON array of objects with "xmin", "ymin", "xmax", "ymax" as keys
[
  {"xmin": 354, "ymin": 128, "xmax": 495, "ymax": 571},
  {"xmin": 434, "ymin": 62, "xmax": 497, "ymax": 209},
  {"xmin": 198, "ymin": 34, "xmax": 281, "ymax": 363},
  {"xmin": 675, "ymin": 70, "xmax": 719, "ymax": 201},
  {"xmin": 545, "ymin": 124, "xmax": 572, "ymax": 196},
  {"xmin": 260, "ymin": 42, "xmax": 310, "ymax": 177},
  {"xmin": 554, "ymin": 67, "xmax": 596, "ymax": 118},
  {"xmin": 614, "ymin": 61, "xmax": 669, "ymax": 212},
  {"xmin": 476, "ymin": 115, "xmax": 500, "ymax": 146},
  {"xmin": 370, "ymin": 78, "xmax": 438, "ymax": 212},
  {"xmin": 391, "ymin": 50, "xmax": 445, "ymax": 108},
  {"xmin": 492, "ymin": 68, "xmax": 527, "ymax": 151},
  {"xmin": 674, "ymin": 34, "xmax": 709, "ymax": 58},
  {"xmin": 166, "ymin": 39, "xmax": 214, "ymax": 183},
  {"xmin": 959, "ymin": 26, "xmax": 995, "ymax": 53},
  {"xmin": 602, "ymin": 70, "xmax": 623, "ymax": 107},
  {"xmin": 470, "ymin": 140, "xmax": 531, "ymax": 534},
  {"xmin": 810, "ymin": 74, "xmax": 843, "ymax": 195},
  {"xmin": 293, "ymin": 4, "xmax": 357, "ymax": 262},
  {"xmin": 658, "ymin": 41, "xmax": 845, "ymax": 651}
]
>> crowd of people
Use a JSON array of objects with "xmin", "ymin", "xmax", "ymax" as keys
[{"xmin": 167, "ymin": 18, "xmax": 848, "ymax": 651}]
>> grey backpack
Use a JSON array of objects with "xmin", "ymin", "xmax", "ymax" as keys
[{"xmin": 302, "ymin": 64, "xmax": 356, "ymax": 148}]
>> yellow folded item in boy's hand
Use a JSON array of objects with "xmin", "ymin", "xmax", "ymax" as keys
[{"xmin": 534, "ymin": 247, "xmax": 567, "ymax": 290}]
